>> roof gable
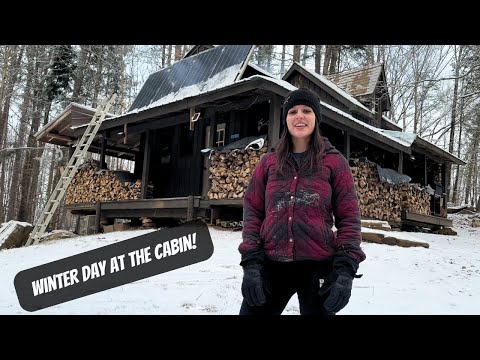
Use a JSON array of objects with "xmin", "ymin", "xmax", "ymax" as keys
[{"xmin": 326, "ymin": 62, "xmax": 384, "ymax": 97}]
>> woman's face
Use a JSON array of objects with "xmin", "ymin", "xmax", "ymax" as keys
[{"xmin": 286, "ymin": 104, "xmax": 316, "ymax": 140}]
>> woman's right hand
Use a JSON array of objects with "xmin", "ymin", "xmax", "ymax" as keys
[{"xmin": 241, "ymin": 263, "xmax": 267, "ymax": 307}]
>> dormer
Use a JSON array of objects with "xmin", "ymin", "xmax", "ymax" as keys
[{"xmin": 326, "ymin": 63, "xmax": 391, "ymax": 127}]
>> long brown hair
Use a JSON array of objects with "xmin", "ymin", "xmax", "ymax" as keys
[{"xmin": 275, "ymin": 116, "xmax": 325, "ymax": 176}]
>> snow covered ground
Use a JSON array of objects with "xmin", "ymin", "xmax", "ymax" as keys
[{"xmin": 1, "ymin": 213, "xmax": 479, "ymax": 315}]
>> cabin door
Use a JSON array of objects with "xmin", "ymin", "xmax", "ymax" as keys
[{"xmin": 201, "ymin": 125, "xmax": 212, "ymax": 198}]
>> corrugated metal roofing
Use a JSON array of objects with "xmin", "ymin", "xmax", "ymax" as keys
[
  {"xmin": 326, "ymin": 63, "xmax": 384, "ymax": 97},
  {"xmin": 128, "ymin": 45, "xmax": 254, "ymax": 112}
]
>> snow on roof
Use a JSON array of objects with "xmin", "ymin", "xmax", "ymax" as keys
[
  {"xmin": 382, "ymin": 114, "xmax": 401, "ymax": 129},
  {"xmin": 246, "ymin": 62, "xmax": 273, "ymax": 77},
  {"xmin": 121, "ymin": 64, "xmax": 242, "ymax": 117},
  {"xmin": 75, "ymin": 74, "xmax": 296, "ymax": 130},
  {"xmin": 128, "ymin": 45, "xmax": 253, "ymax": 113},
  {"xmin": 36, "ymin": 102, "xmax": 116, "ymax": 137},
  {"xmin": 320, "ymin": 101, "xmax": 412, "ymax": 149},
  {"xmin": 377, "ymin": 130, "xmax": 417, "ymax": 146},
  {"xmin": 378, "ymin": 129, "xmax": 465, "ymax": 164},
  {"xmin": 248, "ymin": 74, "xmax": 296, "ymax": 91},
  {"xmin": 288, "ymin": 62, "xmax": 373, "ymax": 114}
]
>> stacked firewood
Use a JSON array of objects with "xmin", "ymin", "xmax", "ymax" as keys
[
  {"xmin": 66, "ymin": 161, "xmax": 152, "ymax": 204},
  {"xmin": 351, "ymin": 158, "xmax": 430, "ymax": 222},
  {"xmin": 208, "ymin": 144, "xmax": 268, "ymax": 199}
]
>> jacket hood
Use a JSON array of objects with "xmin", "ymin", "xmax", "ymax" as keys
[{"xmin": 322, "ymin": 136, "xmax": 339, "ymax": 155}]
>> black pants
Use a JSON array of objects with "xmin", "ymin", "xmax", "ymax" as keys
[{"xmin": 239, "ymin": 259, "xmax": 335, "ymax": 315}]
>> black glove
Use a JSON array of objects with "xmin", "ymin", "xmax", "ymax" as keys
[
  {"xmin": 318, "ymin": 256, "xmax": 359, "ymax": 313},
  {"xmin": 241, "ymin": 263, "xmax": 267, "ymax": 307}
]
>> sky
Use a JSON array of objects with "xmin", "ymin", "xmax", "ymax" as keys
[{"xmin": 1, "ymin": 212, "xmax": 479, "ymax": 315}]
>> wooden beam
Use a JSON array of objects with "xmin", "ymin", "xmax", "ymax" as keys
[
  {"xmin": 343, "ymin": 132, "xmax": 351, "ymax": 160},
  {"xmin": 97, "ymin": 78, "xmax": 270, "ymax": 132},
  {"xmin": 141, "ymin": 130, "xmax": 151, "ymax": 199},
  {"xmin": 99, "ymin": 197, "xmax": 201, "ymax": 211},
  {"xmin": 187, "ymin": 195, "xmax": 194, "ymax": 221},
  {"xmin": 402, "ymin": 210, "xmax": 452, "ymax": 227},
  {"xmin": 412, "ymin": 144, "xmax": 447, "ymax": 166},
  {"xmin": 99, "ymin": 134, "xmax": 107, "ymax": 169},
  {"xmin": 398, "ymin": 151, "xmax": 403, "ymax": 174},
  {"xmin": 209, "ymin": 199, "xmax": 244, "ymax": 207},
  {"xmin": 101, "ymin": 208, "xmax": 205, "ymax": 219},
  {"xmin": 45, "ymin": 133, "xmax": 73, "ymax": 143},
  {"xmin": 68, "ymin": 146, "xmax": 75, "ymax": 161},
  {"xmin": 267, "ymin": 94, "xmax": 281, "ymax": 150},
  {"xmin": 95, "ymin": 202, "xmax": 101, "ymax": 233},
  {"xmin": 321, "ymin": 106, "xmax": 410, "ymax": 154},
  {"xmin": 445, "ymin": 162, "xmax": 451, "ymax": 203},
  {"xmin": 424, "ymin": 156, "xmax": 428, "ymax": 186},
  {"xmin": 415, "ymin": 137, "xmax": 466, "ymax": 165}
]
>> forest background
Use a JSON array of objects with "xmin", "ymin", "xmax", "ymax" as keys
[{"xmin": 0, "ymin": 45, "xmax": 478, "ymax": 230}]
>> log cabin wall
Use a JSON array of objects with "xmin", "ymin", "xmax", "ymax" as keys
[{"xmin": 211, "ymin": 101, "xmax": 270, "ymax": 148}]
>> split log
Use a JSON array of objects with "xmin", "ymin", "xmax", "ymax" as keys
[
  {"xmin": 65, "ymin": 160, "xmax": 153, "ymax": 204},
  {"xmin": 208, "ymin": 143, "xmax": 268, "ymax": 200},
  {"xmin": 351, "ymin": 158, "xmax": 431, "ymax": 223}
]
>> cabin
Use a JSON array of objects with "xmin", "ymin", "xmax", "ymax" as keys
[{"xmin": 35, "ymin": 45, "xmax": 465, "ymax": 232}]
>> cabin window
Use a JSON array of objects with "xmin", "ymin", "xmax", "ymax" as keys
[{"xmin": 216, "ymin": 123, "xmax": 226, "ymax": 147}]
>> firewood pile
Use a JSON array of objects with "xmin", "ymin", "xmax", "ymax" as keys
[
  {"xmin": 351, "ymin": 158, "xmax": 430, "ymax": 222},
  {"xmin": 66, "ymin": 160, "xmax": 152, "ymax": 204},
  {"xmin": 207, "ymin": 143, "xmax": 268, "ymax": 199}
]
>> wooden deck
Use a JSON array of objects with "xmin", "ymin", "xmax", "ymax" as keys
[
  {"xmin": 401, "ymin": 210, "xmax": 452, "ymax": 229},
  {"xmin": 67, "ymin": 199, "xmax": 453, "ymax": 233}
]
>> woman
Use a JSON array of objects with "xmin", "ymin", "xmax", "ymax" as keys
[{"xmin": 238, "ymin": 88, "xmax": 366, "ymax": 315}]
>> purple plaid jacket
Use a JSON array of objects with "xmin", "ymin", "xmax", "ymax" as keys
[{"xmin": 239, "ymin": 138, "xmax": 366, "ymax": 265}]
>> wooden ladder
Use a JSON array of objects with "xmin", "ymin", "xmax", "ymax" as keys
[{"xmin": 25, "ymin": 94, "xmax": 117, "ymax": 246}]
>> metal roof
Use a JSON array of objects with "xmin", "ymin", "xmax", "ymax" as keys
[{"xmin": 128, "ymin": 45, "xmax": 254, "ymax": 112}]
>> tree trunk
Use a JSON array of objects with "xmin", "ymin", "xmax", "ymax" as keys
[
  {"xmin": 293, "ymin": 45, "xmax": 301, "ymax": 63},
  {"xmin": 280, "ymin": 45, "xmax": 286, "ymax": 75},
  {"xmin": 322, "ymin": 46, "xmax": 332, "ymax": 75},
  {"xmin": 166, "ymin": 45, "xmax": 172, "ymax": 66},
  {"xmin": 0, "ymin": 45, "xmax": 24, "ymax": 221},
  {"xmin": 174, "ymin": 45, "xmax": 183, "ymax": 61},
  {"xmin": 314, "ymin": 45, "xmax": 322, "ymax": 74},
  {"xmin": 329, "ymin": 45, "xmax": 340, "ymax": 74},
  {"xmin": 447, "ymin": 45, "xmax": 464, "ymax": 201},
  {"xmin": 6, "ymin": 48, "xmax": 34, "ymax": 221},
  {"xmin": 92, "ymin": 46, "xmax": 104, "ymax": 108},
  {"xmin": 464, "ymin": 137, "xmax": 477, "ymax": 205},
  {"xmin": 301, "ymin": 45, "xmax": 308, "ymax": 66},
  {"xmin": 17, "ymin": 46, "xmax": 49, "ymax": 223},
  {"xmin": 366, "ymin": 45, "xmax": 374, "ymax": 64},
  {"xmin": 72, "ymin": 45, "xmax": 90, "ymax": 102},
  {"xmin": 452, "ymin": 79, "xmax": 466, "ymax": 205}
]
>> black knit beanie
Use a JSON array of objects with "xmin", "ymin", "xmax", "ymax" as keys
[{"xmin": 282, "ymin": 88, "xmax": 322, "ymax": 124}]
